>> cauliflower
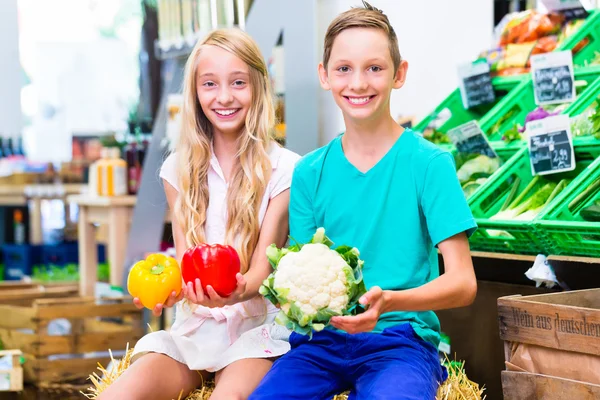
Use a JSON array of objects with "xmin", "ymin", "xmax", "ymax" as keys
[{"xmin": 259, "ymin": 228, "xmax": 366, "ymax": 337}]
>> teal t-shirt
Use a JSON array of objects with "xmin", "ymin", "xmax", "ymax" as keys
[{"xmin": 289, "ymin": 129, "xmax": 477, "ymax": 347}]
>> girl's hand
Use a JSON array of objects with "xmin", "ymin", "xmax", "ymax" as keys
[
  {"xmin": 330, "ymin": 286, "xmax": 388, "ymax": 334},
  {"xmin": 133, "ymin": 289, "xmax": 185, "ymax": 317},
  {"xmin": 183, "ymin": 273, "xmax": 248, "ymax": 308}
]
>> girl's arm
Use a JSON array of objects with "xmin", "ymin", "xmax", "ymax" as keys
[
  {"xmin": 133, "ymin": 180, "xmax": 186, "ymax": 316},
  {"xmin": 331, "ymin": 232, "xmax": 477, "ymax": 334}
]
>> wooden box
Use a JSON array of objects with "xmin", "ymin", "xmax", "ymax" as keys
[
  {"xmin": 498, "ymin": 288, "xmax": 600, "ymax": 399},
  {"xmin": 0, "ymin": 281, "xmax": 79, "ymax": 306},
  {"xmin": 0, "ymin": 283, "xmax": 143, "ymax": 384},
  {"xmin": 0, "ymin": 350, "xmax": 23, "ymax": 392}
]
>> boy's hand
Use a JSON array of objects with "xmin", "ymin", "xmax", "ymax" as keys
[
  {"xmin": 183, "ymin": 273, "xmax": 247, "ymax": 308},
  {"xmin": 330, "ymin": 286, "xmax": 387, "ymax": 334},
  {"xmin": 133, "ymin": 289, "xmax": 184, "ymax": 317}
]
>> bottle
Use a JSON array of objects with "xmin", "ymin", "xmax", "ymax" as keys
[
  {"xmin": 2, "ymin": 137, "xmax": 13, "ymax": 157},
  {"xmin": 13, "ymin": 209, "xmax": 25, "ymax": 245},
  {"xmin": 124, "ymin": 135, "xmax": 140, "ymax": 195},
  {"xmin": 90, "ymin": 148, "xmax": 128, "ymax": 197}
]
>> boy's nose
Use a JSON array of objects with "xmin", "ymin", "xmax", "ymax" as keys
[{"xmin": 348, "ymin": 72, "xmax": 368, "ymax": 91}]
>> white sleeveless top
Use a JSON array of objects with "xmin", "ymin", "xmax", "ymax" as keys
[{"xmin": 132, "ymin": 142, "xmax": 300, "ymax": 372}]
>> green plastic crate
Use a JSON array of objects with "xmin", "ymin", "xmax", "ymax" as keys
[
  {"xmin": 535, "ymin": 156, "xmax": 600, "ymax": 257},
  {"xmin": 467, "ymin": 141, "xmax": 600, "ymax": 255},
  {"xmin": 483, "ymin": 65, "xmax": 600, "ymax": 143},
  {"xmin": 556, "ymin": 9, "xmax": 600, "ymax": 68},
  {"xmin": 414, "ymin": 75, "xmax": 527, "ymax": 136}
]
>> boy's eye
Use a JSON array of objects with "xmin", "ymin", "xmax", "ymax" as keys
[
  {"xmin": 369, "ymin": 66, "xmax": 382, "ymax": 72},
  {"xmin": 337, "ymin": 66, "xmax": 350, "ymax": 73}
]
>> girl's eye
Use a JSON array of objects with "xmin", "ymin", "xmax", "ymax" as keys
[
  {"xmin": 233, "ymin": 80, "xmax": 246, "ymax": 86},
  {"xmin": 370, "ymin": 66, "xmax": 382, "ymax": 72},
  {"xmin": 337, "ymin": 66, "xmax": 350, "ymax": 73},
  {"xmin": 202, "ymin": 81, "xmax": 216, "ymax": 87}
]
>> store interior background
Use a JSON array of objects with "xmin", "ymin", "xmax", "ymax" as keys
[{"xmin": 2, "ymin": 1, "xmax": 600, "ymax": 399}]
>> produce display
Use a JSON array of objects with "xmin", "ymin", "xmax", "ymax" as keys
[
  {"xmin": 181, "ymin": 243, "xmax": 240, "ymax": 297},
  {"xmin": 480, "ymin": 10, "xmax": 590, "ymax": 77},
  {"xmin": 127, "ymin": 253, "xmax": 182, "ymax": 310},
  {"xmin": 259, "ymin": 228, "xmax": 366, "ymax": 337},
  {"xmin": 500, "ymin": 83, "xmax": 599, "ymax": 143},
  {"xmin": 420, "ymin": 10, "xmax": 600, "ymax": 147}
]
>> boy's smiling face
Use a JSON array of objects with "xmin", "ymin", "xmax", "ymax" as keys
[{"xmin": 319, "ymin": 27, "xmax": 407, "ymax": 124}]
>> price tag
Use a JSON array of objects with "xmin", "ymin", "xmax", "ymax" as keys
[
  {"xmin": 526, "ymin": 115, "xmax": 575, "ymax": 175},
  {"xmin": 458, "ymin": 60, "xmax": 495, "ymax": 109},
  {"xmin": 541, "ymin": 0, "xmax": 590, "ymax": 20},
  {"xmin": 448, "ymin": 121, "xmax": 498, "ymax": 158},
  {"xmin": 531, "ymin": 51, "xmax": 576, "ymax": 106}
]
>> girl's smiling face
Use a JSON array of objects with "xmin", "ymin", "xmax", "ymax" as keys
[{"xmin": 196, "ymin": 45, "xmax": 252, "ymax": 137}]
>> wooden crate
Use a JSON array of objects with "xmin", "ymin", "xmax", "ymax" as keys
[
  {"xmin": 0, "ymin": 294, "xmax": 143, "ymax": 384},
  {"xmin": 0, "ymin": 281, "xmax": 79, "ymax": 306},
  {"xmin": 498, "ymin": 288, "xmax": 600, "ymax": 399},
  {"xmin": 0, "ymin": 350, "xmax": 23, "ymax": 392}
]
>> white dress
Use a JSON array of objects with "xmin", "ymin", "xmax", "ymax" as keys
[{"xmin": 131, "ymin": 143, "xmax": 301, "ymax": 372}]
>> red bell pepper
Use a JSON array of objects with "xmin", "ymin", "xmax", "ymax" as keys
[{"xmin": 181, "ymin": 244, "xmax": 240, "ymax": 297}]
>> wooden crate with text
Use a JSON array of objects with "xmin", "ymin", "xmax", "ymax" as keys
[{"xmin": 498, "ymin": 289, "xmax": 600, "ymax": 399}]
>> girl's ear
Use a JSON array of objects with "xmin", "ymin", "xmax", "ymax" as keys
[
  {"xmin": 318, "ymin": 63, "xmax": 331, "ymax": 91},
  {"xmin": 393, "ymin": 60, "xmax": 409, "ymax": 90}
]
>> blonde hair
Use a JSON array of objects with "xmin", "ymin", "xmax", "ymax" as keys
[
  {"xmin": 174, "ymin": 28, "xmax": 275, "ymax": 273},
  {"xmin": 323, "ymin": 1, "xmax": 402, "ymax": 72}
]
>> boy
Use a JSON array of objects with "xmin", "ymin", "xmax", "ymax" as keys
[{"xmin": 250, "ymin": 2, "xmax": 477, "ymax": 399}]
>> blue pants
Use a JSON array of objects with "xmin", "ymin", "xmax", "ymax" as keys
[{"xmin": 249, "ymin": 323, "xmax": 447, "ymax": 400}]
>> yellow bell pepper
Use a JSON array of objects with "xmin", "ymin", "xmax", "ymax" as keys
[{"xmin": 127, "ymin": 253, "xmax": 182, "ymax": 310}]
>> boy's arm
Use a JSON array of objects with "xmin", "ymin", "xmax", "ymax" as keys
[{"xmin": 332, "ymin": 152, "xmax": 477, "ymax": 334}]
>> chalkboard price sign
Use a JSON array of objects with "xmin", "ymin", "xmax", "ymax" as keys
[
  {"xmin": 541, "ymin": 0, "xmax": 589, "ymax": 21},
  {"xmin": 526, "ymin": 115, "xmax": 576, "ymax": 176},
  {"xmin": 531, "ymin": 51, "xmax": 576, "ymax": 106},
  {"xmin": 448, "ymin": 121, "xmax": 498, "ymax": 159},
  {"xmin": 458, "ymin": 61, "xmax": 495, "ymax": 109}
]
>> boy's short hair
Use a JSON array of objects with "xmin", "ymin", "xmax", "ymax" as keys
[{"xmin": 323, "ymin": 1, "xmax": 401, "ymax": 72}]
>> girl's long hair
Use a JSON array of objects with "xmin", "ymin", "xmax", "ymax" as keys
[{"xmin": 174, "ymin": 28, "xmax": 275, "ymax": 273}]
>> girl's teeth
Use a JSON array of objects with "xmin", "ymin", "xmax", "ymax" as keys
[
  {"xmin": 215, "ymin": 109, "xmax": 237, "ymax": 116},
  {"xmin": 349, "ymin": 97, "xmax": 370, "ymax": 104}
]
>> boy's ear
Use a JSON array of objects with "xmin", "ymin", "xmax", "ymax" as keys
[
  {"xmin": 393, "ymin": 60, "xmax": 409, "ymax": 90},
  {"xmin": 318, "ymin": 62, "xmax": 331, "ymax": 91}
]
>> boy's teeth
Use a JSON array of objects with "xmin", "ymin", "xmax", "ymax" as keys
[
  {"xmin": 215, "ymin": 109, "xmax": 237, "ymax": 116},
  {"xmin": 348, "ymin": 97, "xmax": 370, "ymax": 104}
]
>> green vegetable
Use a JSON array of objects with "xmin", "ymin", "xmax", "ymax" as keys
[
  {"xmin": 456, "ymin": 155, "xmax": 501, "ymax": 184},
  {"xmin": 502, "ymin": 123, "xmax": 522, "ymax": 143},
  {"xmin": 589, "ymin": 99, "xmax": 600, "ymax": 140},
  {"xmin": 581, "ymin": 202, "xmax": 600, "ymax": 222},
  {"xmin": 491, "ymin": 178, "xmax": 566, "ymax": 221},
  {"xmin": 259, "ymin": 228, "xmax": 367, "ymax": 338}
]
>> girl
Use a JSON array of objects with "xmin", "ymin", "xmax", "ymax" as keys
[{"xmin": 98, "ymin": 28, "xmax": 300, "ymax": 400}]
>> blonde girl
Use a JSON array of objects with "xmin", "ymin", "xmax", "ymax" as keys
[{"xmin": 98, "ymin": 28, "xmax": 300, "ymax": 400}]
